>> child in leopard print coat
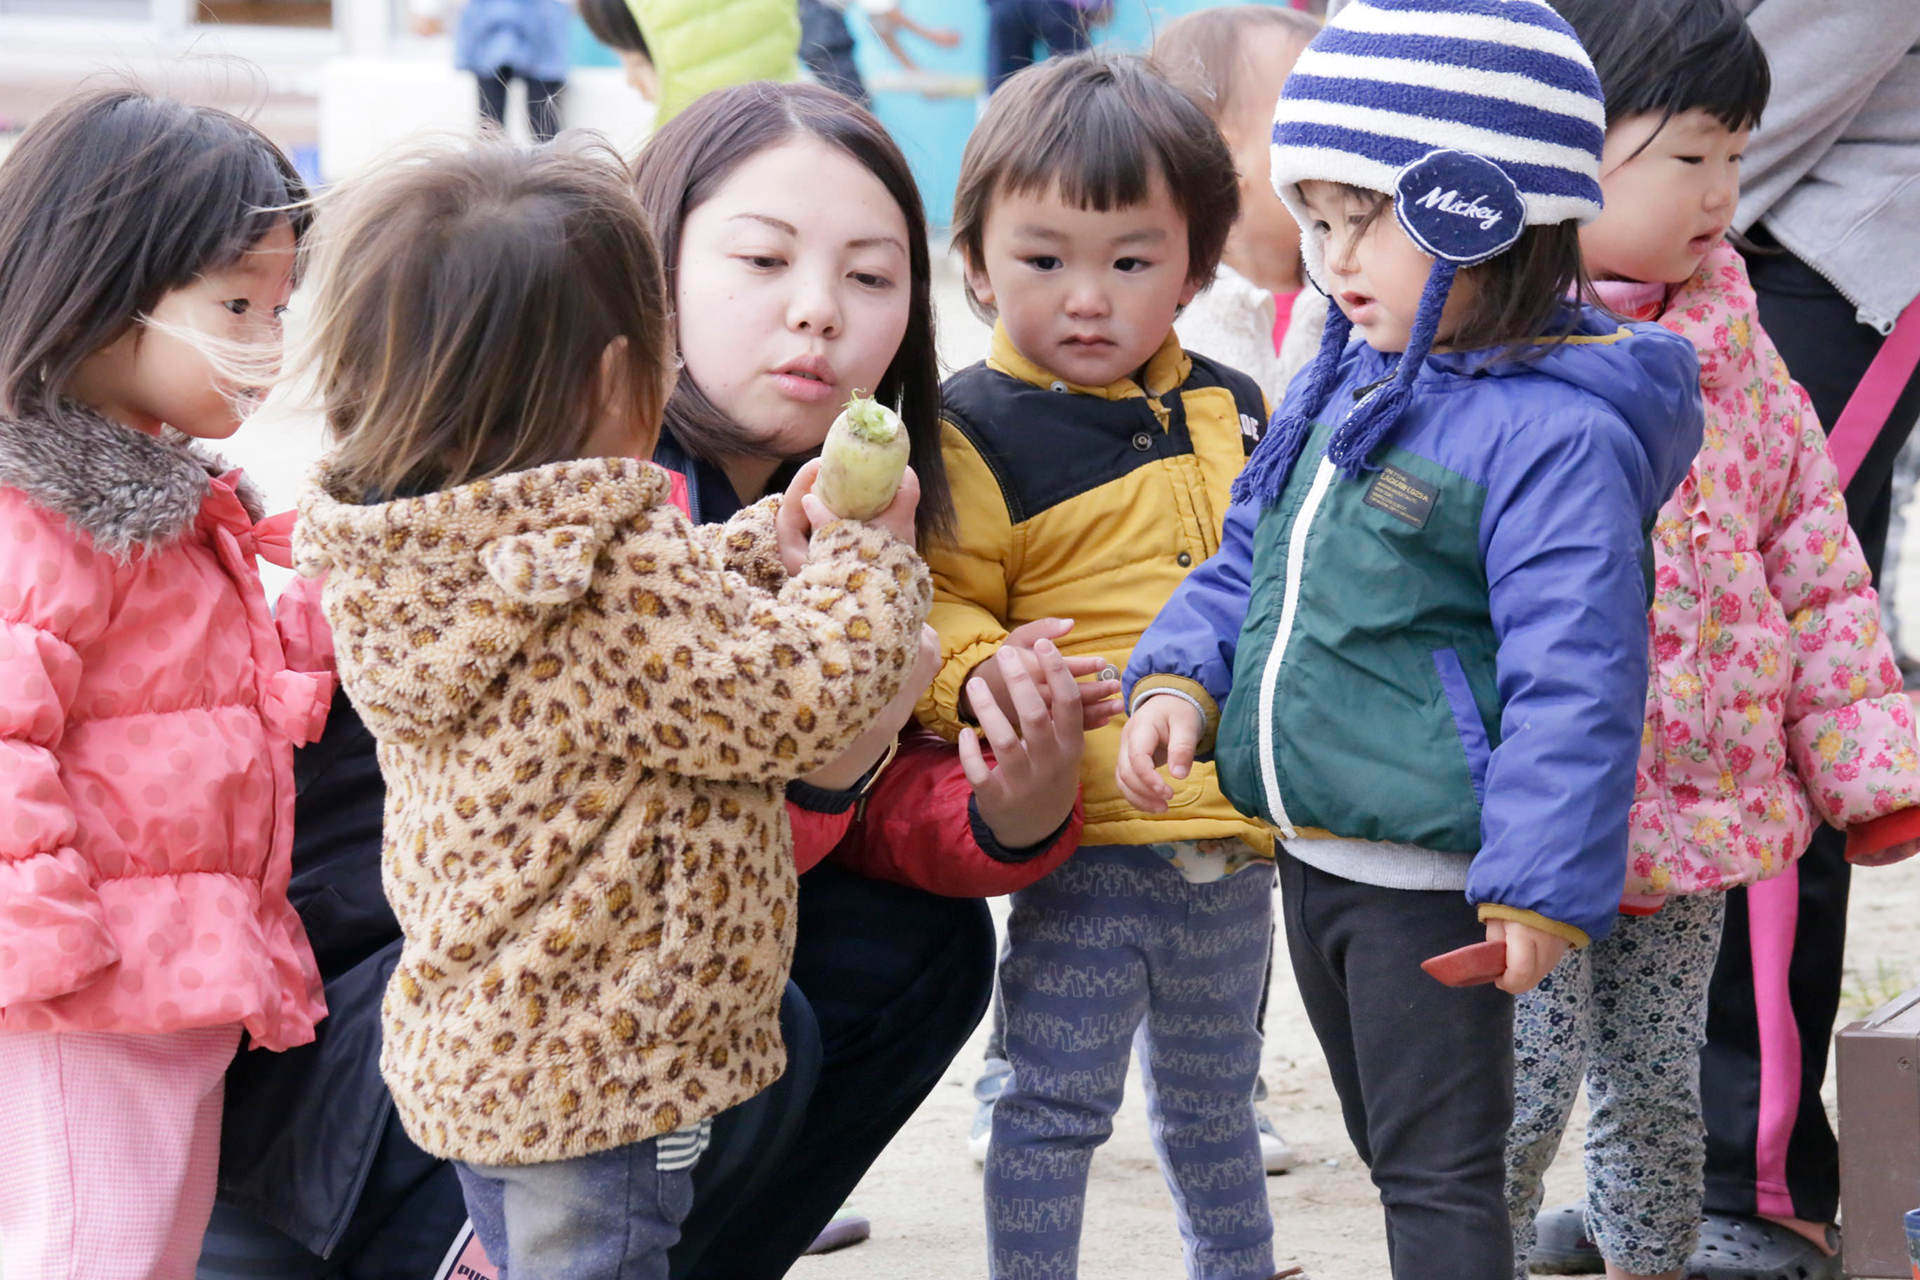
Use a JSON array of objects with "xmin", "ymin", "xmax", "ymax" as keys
[{"xmin": 290, "ymin": 139, "xmax": 930, "ymax": 1278}]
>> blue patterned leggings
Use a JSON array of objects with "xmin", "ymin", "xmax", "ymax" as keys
[
  {"xmin": 1505, "ymin": 891, "xmax": 1728, "ymax": 1277},
  {"xmin": 984, "ymin": 844, "xmax": 1275, "ymax": 1280}
]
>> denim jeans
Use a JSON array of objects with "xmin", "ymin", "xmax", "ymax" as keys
[{"xmin": 455, "ymin": 1127, "xmax": 704, "ymax": 1280}]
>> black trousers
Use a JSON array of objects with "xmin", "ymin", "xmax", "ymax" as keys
[
  {"xmin": 798, "ymin": 0, "xmax": 869, "ymax": 107},
  {"xmin": 1279, "ymin": 852, "xmax": 1516, "ymax": 1279},
  {"xmin": 476, "ymin": 68, "xmax": 563, "ymax": 143},
  {"xmin": 1699, "ymin": 237, "xmax": 1920, "ymax": 1224},
  {"xmin": 985, "ymin": 1, "xmax": 1094, "ymax": 92}
]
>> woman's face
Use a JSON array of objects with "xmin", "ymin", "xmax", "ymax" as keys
[{"xmin": 674, "ymin": 137, "xmax": 913, "ymax": 458}]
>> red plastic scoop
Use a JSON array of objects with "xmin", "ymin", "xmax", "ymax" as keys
[{"xmin": 1421, "ymin": 939, "xmax": 1508, "ymax": 988}]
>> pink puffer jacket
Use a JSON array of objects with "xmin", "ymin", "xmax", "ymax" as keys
[
  {"xmin": 0, "ymin": 405, "xmax": 329, "ymax": 1049},
  {"xmin": 1626, "ymin": 244, "xmax": 1920, "ymax": 897}
]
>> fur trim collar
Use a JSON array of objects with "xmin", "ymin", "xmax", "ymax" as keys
[{"xmin": 0, "ymin": 402, "xmax": 265, "ymax": 559}]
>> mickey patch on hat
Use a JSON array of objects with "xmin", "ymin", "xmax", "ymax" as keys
[{"xmin": 1394, "ymin": 150, "xmax": 1526, "ymax": 268}]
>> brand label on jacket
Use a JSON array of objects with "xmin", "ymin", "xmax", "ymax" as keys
[{"xmin": 1363, "ymin": 466, "xmax": 1436, "ymax": 529}]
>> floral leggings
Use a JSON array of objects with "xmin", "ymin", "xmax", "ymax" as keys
[{"xmin": 1505, "ymin": 891, "xmax": 1728, "ymax": 1278}]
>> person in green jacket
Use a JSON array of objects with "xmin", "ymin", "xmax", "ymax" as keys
[{"xmin": 582, "ymin": 0, "xmax": 802, "ymax": 125}]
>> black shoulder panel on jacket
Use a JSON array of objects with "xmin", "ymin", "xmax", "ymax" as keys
[{"xmin": 942, "ymin": 359, "xmax": 1249, "ymax": 522}]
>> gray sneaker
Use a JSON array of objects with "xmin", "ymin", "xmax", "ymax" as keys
[
  {"xmin": 1529, "ymin": 1204, "xmax": 1603, "ymax": 1273},
  {"xmin": 969, "ymin": 1056, "xmax": 1011, "ymax": 1165},
  {"xmin": 1255, "ymin": 1108, "xmax": 1295, "ymax": 1175}
]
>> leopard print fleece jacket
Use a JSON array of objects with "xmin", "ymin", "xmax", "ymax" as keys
[{"xmin": 294, "ymin": 456, "xmax": 930, "ymax": 1166}]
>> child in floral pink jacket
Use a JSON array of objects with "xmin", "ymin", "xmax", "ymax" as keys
[
  {"xmin": 0, "ymin": 93, "xmax": 327, "ymax": 1280},
  {"xmin": 1626, "ymin": 242, "xmax": 1920, "ymax": 898},
  {"xmin": 1505, "ymin": 6, "xmax": 1920, "ymax": 1277}
]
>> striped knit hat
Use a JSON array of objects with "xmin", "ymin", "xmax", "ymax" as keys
[{"xmin": 1234, "ymin": 0, "xmax": 1607, "ymax": 508}]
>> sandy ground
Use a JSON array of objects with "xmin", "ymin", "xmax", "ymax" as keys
[{"xmin": 194, "ymin": 252, "xmax": 1920, "ymax": 1280}]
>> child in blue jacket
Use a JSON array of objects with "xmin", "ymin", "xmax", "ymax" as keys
[{"xmin": 1114, "ymin": 2, "xmax": 1705, "ymax": 1275}]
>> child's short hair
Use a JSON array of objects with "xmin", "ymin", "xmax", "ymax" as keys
[
  {"xmin": 1150, "ymin": 5, "xmax": 1319, "ymax": 124},
  {"xmin": 0, "ymin": 89, "xmax": 307, "ymax": 419},
  {"xmin": 1550, "ymin": 0, "xmax": 1769, "ymax": 133},
  {"xmin": 951, "ymin": 51, "xmax": 1239, "ymax": 311},
  {"xmin": 303, "ymin": 137, "xmax": 673, "ymax": 499},
  {"xmin": 577, "ymin": 0, "xmax": 649, "ymax": 57}
]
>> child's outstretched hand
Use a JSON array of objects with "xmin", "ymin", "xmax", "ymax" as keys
[
  {"xmin": 1115, "ymin": 693, "xmax": 1203, "ymax": 813},
  {"xmin": 1483, "ymin": 917, "xmax": 1570, "ymax": 995},
  {"xmin": 961, "ymin": 618, "xmax": 1120, "ymax": 731},
  {"xmin": 961, "ymin": 640, "xmax": 1086, "ymax": 849},
  {"xmin": 777, "ymin": 458, "xmax": 921, "ymax": 574}
]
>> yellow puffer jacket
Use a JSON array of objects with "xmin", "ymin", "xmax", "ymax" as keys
[
  {"xmin": 628, "ymin": 0, "xmax": 800, "ymax": 125},
  {"xmin": 917, "ymin": 324, "xmax": 1273, "ymax": 852}
]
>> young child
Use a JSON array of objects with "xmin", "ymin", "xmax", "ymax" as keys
[
  {"xmin": 1115, "ymin": 2, "xmax": 1707, "ymax": 1275},
  {"xmin": 289, "ymin": 137, "xmax": 930, "ymax": 1278},
  {"xmin": 1504, "ymin": 3, "xmax": 1920, "ymax": 1278},
  {"xmin": 923, "ymin": 50, "xmax": 1281, "ymax": 1280},
  {"xmin": 1154, "ymin": 4, "xmax": 1322, "ymax": 408},
  {"xmin": 0, "ymin": 90, "xmax": 327, "ymax": 1279}
]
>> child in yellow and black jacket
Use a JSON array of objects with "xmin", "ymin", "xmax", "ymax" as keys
[{"xmin": 917, "ymin": 50, "xmax": 1287, "ymax": 1280}]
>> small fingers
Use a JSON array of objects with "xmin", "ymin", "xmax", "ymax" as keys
[
  {"xmin": 969, "ymin": 676, "xmax": 1023, "ymax": 760},
  {"xmin": 1003, "ymin": 616, "xmax": 1075, "ymax": 650},
  {"xmin": 1164, "ymin": 704, "xmax": 1199, "ymax": 781},
  {"xmin": 957, "ymin": 726, "xmax": 992, "ymax": 788}
]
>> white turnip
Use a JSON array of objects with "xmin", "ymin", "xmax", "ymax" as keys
[{"xmin": 814, "ymin": 391, "xmax": 910, "ymax": 520}]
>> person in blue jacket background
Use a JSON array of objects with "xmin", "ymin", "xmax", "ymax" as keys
[
  {"xmin": 1114, "ymin": 2, "xmax": 1704, "ymax": 1276},
  {"xmin": 411, "ymin": 0, "xmax": 572, "ymax": 142}
]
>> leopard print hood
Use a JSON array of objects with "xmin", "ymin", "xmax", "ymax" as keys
[
  {"xmin": 0, "ymin": 402, "xmax": 266, "ymax": 560},
  {"xmin": 295, "ymin": 456, "xmax": 675, "ymax": 741}
]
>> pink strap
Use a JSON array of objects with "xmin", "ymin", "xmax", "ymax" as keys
[{"xmin": 1827, "ymin": 302, "xmax": 1920, "ymax": 491}]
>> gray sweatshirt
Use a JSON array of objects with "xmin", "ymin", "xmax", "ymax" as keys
[{"xmin": 1731, "ymin": 0, "xmax": 1920, "ymax": 333}]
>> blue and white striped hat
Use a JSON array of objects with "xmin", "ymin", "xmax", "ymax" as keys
[
  {"xmin": 1272, "ymin": 0, "xmax": 1605, "ymax": 287},
  {"xmin": 1232, "ymin": 0, "xmax": 1608, "ymax": 510}
]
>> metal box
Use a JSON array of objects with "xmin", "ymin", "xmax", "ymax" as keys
[{"xmin": 1837, "ymin": 986, "xmax": 1920, "ymax": 1277}]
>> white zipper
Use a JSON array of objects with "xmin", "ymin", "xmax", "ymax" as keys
[{"xmin": 1255, "ymin": 456, "xmax": 1336, "ymax": 839}]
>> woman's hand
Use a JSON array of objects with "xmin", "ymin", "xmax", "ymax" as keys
[
  {"xmin": 776, "ymin": 459, "xmax": 920, "ymax": 576},
  {"xmin": 1483, "ymin": 918, "xmax": 1571, "ymax": 995},
  {"xmin": 960, "ymin": 618, "xmax": 1119, "ymax": 731},
  {"xmin": 962, "ymin": 640, "xmax": 1085, "ymax": 849},
  {"xmin": 798, "ymin": 625, "xmax": 939, "ymax": 791},
  {"xmin": 1114, "ymin": 693, "xmax": 1202, "ymax": 813}
]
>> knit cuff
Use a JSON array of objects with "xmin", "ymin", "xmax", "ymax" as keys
[
  {"xmin": 1128, "ymin": 676, "xmax": 1220, "ymax": 757},
  {"xmin": 969, "ymin": 795, "xmax": 1071, "ymax": 864}
]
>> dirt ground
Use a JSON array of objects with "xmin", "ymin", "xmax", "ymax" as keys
[
  {"xmin": 189, "ymin": 249, "xmax": 1920, "ymax": 1280},
  {"xmin": 775, "ymin": 857, "xmax": 1920, "ymax": 1280}
]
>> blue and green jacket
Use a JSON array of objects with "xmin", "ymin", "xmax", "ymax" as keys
[{"xmin": 1124, "ymin": 309, "xmax": 1703, "ymax": 946}]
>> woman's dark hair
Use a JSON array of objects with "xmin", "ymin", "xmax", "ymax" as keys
[
  {"xmin": 632, "ymin": 80, "xmax": 952, "ymax": 545},
  {"xmin": 577, "ymin": 0, "xmax": 649, "ymax": 57},
  {"xmin": 0, "ymin": 89, "xmax": 309, "ymax": 418},
  {"xmin": 1549, "ymin": 0, "xmax": 1769, "ymax": 138},
  {"xmin": 952, "ymin": 51, "xmax": 1239, "ymax": 312},
  {"xmin": 302, "ymin": 136, "xmax": 675, "ymax": 500}
]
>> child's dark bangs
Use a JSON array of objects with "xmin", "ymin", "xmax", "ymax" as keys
[
  {"xmin": 1002, "ymin": 88, "xmax": 1157, "ymax": 214},
  {"xmin": 1570, "ymin": 0, "xmax": 1770, "ymax": 134}
]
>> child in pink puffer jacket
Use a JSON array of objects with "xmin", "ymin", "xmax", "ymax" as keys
[
  {"xmin": 1506, "ymin": 5, "xmax": 1920, "ymax": 1276},
  {"xmin": 0, "ymin": 92, "xmax": 328, "ymax": 1280}
]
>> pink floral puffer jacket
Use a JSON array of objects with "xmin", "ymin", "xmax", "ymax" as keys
[
  {"xmin": 0, "ymin": 404, "xmax": 329, "ymax": 1049},
  {"xmin": 1627, "ymin": 243, "xmax": 1920, "ymax": 897}
]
